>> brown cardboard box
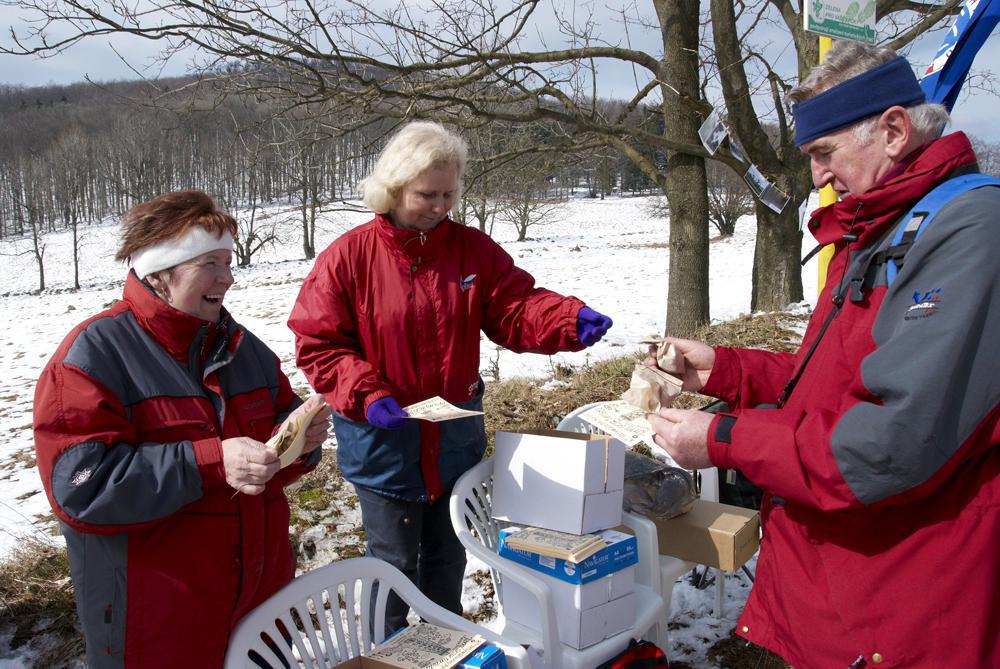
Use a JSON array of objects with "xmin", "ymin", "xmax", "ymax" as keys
[{"xmin": 653, "ymin": 499, "xmax": 760, "ymax": 571}]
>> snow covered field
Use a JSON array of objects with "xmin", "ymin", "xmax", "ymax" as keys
[{"xmin": 0, "ymin": 195, "xmax": 819, "ymax": 667}]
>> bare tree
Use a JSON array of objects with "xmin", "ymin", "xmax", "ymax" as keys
[
  {"xmin": 496, "ymin": 155, "xmax": 563, "ymax": 241},
  {"xmin": 969, "ymin": 136, "xmax": 1000, "ymax": 176},
  {"xmin": 48, "ymin": 126, "xmax": 91, "ymax": 289},
  {"xmin": 0, "ymin": 0, "xmax": 967, "ymax": 331},
  {"xmin": 706, "ymin": 159, "xmax": 753, "ymax": 237}
]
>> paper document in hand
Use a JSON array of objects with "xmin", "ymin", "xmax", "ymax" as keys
[
  {"xmin": 403, "ymin": 396, "xmax": 484, "ymax": 422},
  {"xmin": 578, "ymin": 400, "xmax": 653, "ymax": 447},
  {"xmin": 503, "ymin": 526, "xmax": 605, "ymax": 562},
  {"xmin": 266, "ymin": 395, "xmax": 326, "ymax": 468}
]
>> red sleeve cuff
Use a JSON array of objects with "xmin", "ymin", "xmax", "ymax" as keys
[
  {"xmin": 362, "ymin": 390, "xmax": 392, "ymax": 414},
  {"xmin": 192, "ymin": 437, "xmax": 226, "ymax": 487}
]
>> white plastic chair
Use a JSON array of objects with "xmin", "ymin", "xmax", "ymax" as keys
[
  {"xmin": 449, "ymin": 456, "xmax": 665, "ymax": 669},
  {"xmin": 556, "ymin": 402, "xmax": 727, "ymax": 627},
  {"xmin": 225, "ymin": 556, "xmax": 529, "ymax": 669}
]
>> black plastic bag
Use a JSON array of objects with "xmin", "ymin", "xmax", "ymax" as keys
[{"xmin": 623, "ymin": 451, "xmax": 696, "ymax": 519}]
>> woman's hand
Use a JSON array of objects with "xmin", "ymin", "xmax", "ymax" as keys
[
  {"xmin": 644, "ymin": 337, "xmax": 716, "ymax": 392},
  {"xmin": 222, "ymin": 437, "xmax": 279, "ymax": 496},
  {"xmin": 291, "ymin": 395, "xmax": 333, "ymax": 454}
]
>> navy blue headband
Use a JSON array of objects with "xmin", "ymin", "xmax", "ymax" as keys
[{"xmin": 793, "ymin": 57, "xmax": 926, "ymax": 147}]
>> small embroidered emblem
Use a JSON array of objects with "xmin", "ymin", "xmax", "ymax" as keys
[
  {"xmin": 70, "ymin": 467, "xmax": 93, "ymax": 486},
  {"xmin": 460, "ymin": 274, "xmax": 477, "ymax": 291},
  {"xmin": 904, "ymin": 288, "xmax": 941, "ymax": 320}
]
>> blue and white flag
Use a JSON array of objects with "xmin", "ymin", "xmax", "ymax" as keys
[{"xmin": 920, "ymin": 0, "xmax": 1000, "ymax": 111}]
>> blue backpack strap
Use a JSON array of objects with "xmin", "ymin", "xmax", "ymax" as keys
[{"xmin": 886, "ymin": 173, "xmax": 1000, "ymax": 284}]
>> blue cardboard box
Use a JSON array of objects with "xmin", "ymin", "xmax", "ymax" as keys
[
  {"xmin": 457, "ymin": 644, "xmax": 507, "ymax": 669},
  {"xmin": 498, "ymin": 527, "xmax": 637, "ymax": 584}
]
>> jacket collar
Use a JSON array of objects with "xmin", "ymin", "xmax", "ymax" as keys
[
  {"xmin": 123, "ymin": 271, "xmax": 241, "ymax": 375},
  {"xmin": 374, "ymin": 213, "xmax": 453, "ymax": 262},
  {"xmin": 807, "ymin": 132, "xmax": 978, "ymax": 247}
]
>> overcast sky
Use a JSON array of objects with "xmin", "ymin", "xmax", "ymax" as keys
[{"xmin": 0, "ymin": 5, "xmax": 997, "ymax": 141}]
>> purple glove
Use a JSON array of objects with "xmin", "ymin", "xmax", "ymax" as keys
[
  {"xmin": 576, "ymin": 306, "xmax": 613, "ymax": 346},
  {"xmin": 366, "ymin": 396, "xmax": 409, "ymax": 430}
]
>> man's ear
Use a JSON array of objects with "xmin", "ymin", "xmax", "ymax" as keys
[{"xmin": 878, "ymin": 105, "xmax": 913, "ymax": 160}]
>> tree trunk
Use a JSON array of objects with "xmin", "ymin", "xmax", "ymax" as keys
[
  {"xmin": 30, "ymin": 216, "xmax": 45, "ymax": 292},
  {"xmin": 656, "ymin": 0, "xmax": 709, "ymax": 337},
  {"xmin": 71, "ymin": 210, "xmax": 80, "ymax": 290},
  {"xmin": 751, "ymin": 202, "xmax": 803, "ymax": 312}
]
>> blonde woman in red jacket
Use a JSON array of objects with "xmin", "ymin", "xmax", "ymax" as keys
[
  {"xmin": 289, "ymin": 121, "xmax": 612, "ymax": 632},
  {"xmin": 34, "ymin": 190, "xmax": 331, "ymax": 668}
]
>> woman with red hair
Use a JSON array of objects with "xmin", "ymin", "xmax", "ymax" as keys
[{"xmin": 33, "ymin": 190, "xmax": 331, "ymax": 668}]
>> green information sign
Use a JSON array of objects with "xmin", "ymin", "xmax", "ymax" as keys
[{"xmin": 804, "ymin": 0, "xmax": 877, "ymax": 44}]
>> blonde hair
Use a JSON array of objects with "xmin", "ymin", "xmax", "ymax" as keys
[{"xmin": 360, "ymin": 121, "xmax": 468, "ymax": 213}]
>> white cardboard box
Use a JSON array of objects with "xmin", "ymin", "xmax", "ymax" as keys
[
  {"xmin": 492, "ymin": 430, "xmax": 625, "ymax": 534},
  {"xmin": 500, "ymin": 567, "xmax": 636, "ymax": 649}
]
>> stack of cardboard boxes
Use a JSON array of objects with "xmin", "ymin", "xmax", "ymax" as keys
[{"xmin": 490, "ymin": 430, "xmax": 636, "ymax": 649}]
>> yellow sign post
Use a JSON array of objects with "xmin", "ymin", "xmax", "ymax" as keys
[{"xmin": 816, "ymin": 36, "xmax": 837, "ymax": 293}]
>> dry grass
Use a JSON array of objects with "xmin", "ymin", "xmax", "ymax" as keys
[
  {"xmin": 0, "ymin": 536, "xmax": 84, "ymax": 666},
  {"xmin": 1, "ymin": 310, "xmax": 806, "ymax": 665}
]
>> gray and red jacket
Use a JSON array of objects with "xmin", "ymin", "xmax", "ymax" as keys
[
  {"xmin": 703, "ymin": 133, "xmax": 1000, "ymax": 668},
  {"xmin": 289, "ymin": 214, "xmax": 585, "ymax": 502},
  {"xmin": 33, "ymin": 272, "xmax": 320, "ymax": 669}
]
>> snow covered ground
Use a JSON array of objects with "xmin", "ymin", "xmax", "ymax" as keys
[{"xmin": 0, "ymin": 194, "xmax": 819, "ymax": 667}]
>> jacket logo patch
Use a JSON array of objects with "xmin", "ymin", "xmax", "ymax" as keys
[
  {"xmin": 905, "ymin": 288, "xmax": 941, "ymax": 320},
  {"xmin": 70, "ymin": 467, "xmax": 93, "ymax": 486},
  {"xmin": 460, "ymin": 274, "xmax": 477, "ymax": 291}
]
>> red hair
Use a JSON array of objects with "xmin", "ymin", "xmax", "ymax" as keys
[{"xmin": 115, "ymin": 190, "xmax": 238, "ymax": 263}]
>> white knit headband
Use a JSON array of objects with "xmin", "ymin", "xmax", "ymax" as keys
[{"xmin": 130, "ymin": 227, "xmax": 234, "ymax": 279}]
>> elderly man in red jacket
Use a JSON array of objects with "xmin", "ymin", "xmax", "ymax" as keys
[{"xmin": 649, "ymin": 43, "xmax": 999, "ymax": 668}]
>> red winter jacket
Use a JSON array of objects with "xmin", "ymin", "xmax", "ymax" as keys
[
  {"xmin": 289, "ymin": 215, "xmax": 585, "ymax": 501},
  {"xmin": 34, "ymin": 272, "xmax": 320, "ymax": 669},
  {"xmin": 704, "ymin": 133, "xmax": 1000, "ymax": 668}
]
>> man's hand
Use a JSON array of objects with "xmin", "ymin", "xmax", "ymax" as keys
[
  {"xmin": 222, "ymin": 437, "xmax": 279, "ymax": 495},
  {"xmin": 644, "ymin": 337, "xmax": 716, "ymax": 392},
  {"xmin": 647, "ymin": 408, "xmax": 714, "ymax": 469},
  {"xmin": 289, "ymin": 395, "xmax": 332, "ymax": 454}
]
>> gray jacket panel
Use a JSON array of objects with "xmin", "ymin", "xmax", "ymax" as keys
[{"xmin": 833, "ymin": 187, "xmax": 1000, "ymax": 504}]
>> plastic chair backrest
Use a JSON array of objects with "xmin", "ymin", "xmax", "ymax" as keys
[
  {"xmin": 449, "ymin": 457, "xmax": 566, "ymax": 667},
  {"xmin": 225, "ymin": 556, "xmax": 526, "ymax": 668}
]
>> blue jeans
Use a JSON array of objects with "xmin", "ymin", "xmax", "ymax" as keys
[{"xmin": 355, "ymin": 486, "xmax": 467, "ymax": 634}]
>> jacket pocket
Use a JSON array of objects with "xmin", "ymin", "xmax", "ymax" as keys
[
  {"xmin": 136, "ymin": 417, "xmax": 214, "ymax": 445},
  {"xmin": 333, "ymin": 412, "xmax": 424, "ymax": 497},
  {"xmin": 438, "ymin": 380, "xmax": 487, "ymax": 489}
]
